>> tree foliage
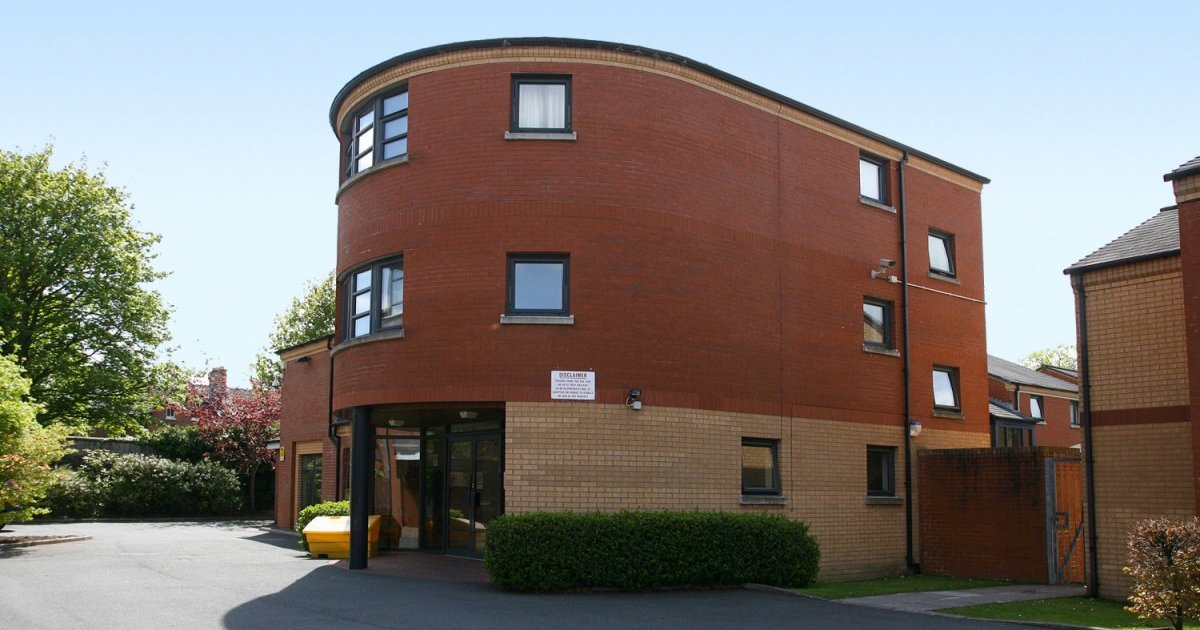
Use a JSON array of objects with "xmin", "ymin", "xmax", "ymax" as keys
[
  {"xmin": 0, "ymin": 353, "xmax": 70, "ymax": 524},
  {"xmin": 0, "ymin": 147, "xmax": 170, "ymax": 434},
  {"xmin": 251, "ymin": 271, "xmax": 334, "ymax": 388},
  {"xmin": 188, "ymin": 379, "xmax": 279, "ymax": 511},
  {"xmin": 1125, "ymin": 517, "xmax": 1200, "ymax": 630},
  {"xmin": 1021, "ymin": 344, "xmax": 1078, "ymax": 371}
]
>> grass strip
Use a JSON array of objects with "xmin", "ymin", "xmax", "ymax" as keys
[{"xmin": 943, "ymin": 596, "xmax": 1198, "ymax": 629}]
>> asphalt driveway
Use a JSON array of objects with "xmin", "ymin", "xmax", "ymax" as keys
[{"xmin": 0, "ymin": 521, "xmax": 1022, "ymax": 629}]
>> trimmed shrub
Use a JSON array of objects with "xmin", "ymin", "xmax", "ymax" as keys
[
  {"xmin": 296, "ymin": 500, "xmax": 349, "ymax": 549},
  {"xmin": 484, "ymin": 511, "xmax": 820, "ymax": 592},
  {"xmin": 41, "ymin": 451, "xmax": 241, "ymax": 518}
]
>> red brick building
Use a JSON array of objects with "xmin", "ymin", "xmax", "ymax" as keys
[
  {"xmin": 987, "ymin": 354, "xmax": 1080, "ymax": 448},
  {"xmin": 1067, "ymin": 155, "xmax": 1200, "ymax": 598},
  {"xmin": 276, "ymin": 38, "xmax": 991, "ymax": 578}
]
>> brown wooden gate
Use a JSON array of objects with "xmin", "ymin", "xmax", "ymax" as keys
[{"xmin": 1045, "ymin": 456, "xmax": 1085, "ymax": 584}]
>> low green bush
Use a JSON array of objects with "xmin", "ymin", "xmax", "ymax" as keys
[
  {"xmin": 41, "ymin": 451, "xmax": 241, "ymax": 518},
  {"xmin": 484, "ymin": 511, "xmax": 820, "ymax": 592},
  {"xmin": 140, "ymin": 425, "xmax": 207, "ymax": 463},
  {"xmin": 295, "ymin": 500, "xmax": 349, "ymax": 549}
]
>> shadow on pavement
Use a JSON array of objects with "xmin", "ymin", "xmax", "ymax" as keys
[{"xmin": 241, "ymin": 531, "xmax": 307, "ymax": 553}]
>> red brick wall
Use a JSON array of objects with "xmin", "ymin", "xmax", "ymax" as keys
[
  {"xmin": 1029, "ymin": 394, "xmax": 1081, "ymax": 447},
  {"xmin": 274, "ymin": 347, "xmax": 332, "ymax": 529},
  {"xmin": 1179, "ymin": 194, "xmax": 1200, "ymax": 510},
  {"xmin": 919, "ymin": 448, "xmax": 1064, "ymax": 582},
  {"xmin": 330, "ymin": 53, "xmax": 988, "ymax": 436}
]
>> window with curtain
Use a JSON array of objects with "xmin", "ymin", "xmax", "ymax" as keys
[{"xmin": 511, "ymin": 76, "xmax": 571, "ymax": 132}]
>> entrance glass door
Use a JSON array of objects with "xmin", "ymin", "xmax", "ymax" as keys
[{"xmin": 445, "ymin": 432, "xmax": 502, "ymax": 556}]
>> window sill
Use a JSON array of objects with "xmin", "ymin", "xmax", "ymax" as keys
[
  {"xmin": 866, "ymin": 496, "xmax": 903, "ymax": 506},
  {"xmin": 504, "ymin": 131, "xmax": 577, "ymax": 141},
  {"xmin": 863, "ymin": 345, "xmax": 900, "ymax": 357},
  {"xmin": 329, "ymin": 327, "xmax": 405, "ymax": 357},
  {"xmin": 740, "ymin": 494, "xmax": 786, "ymax": 506},
  {"xmin": 928, "ymin": 272, "xmax": 961, "ymax": 285},
  {"xmin": 932, "ymin": 408, "xmax": 965, "ymax": 420},
  {"xmin": 859, "ymin": 197, "xmax": 897, "ymax": 214},
  {"xmin": 335, "ymin": 155, "xmax": 409, "ymax": 202},
  {"xmin": 499, "ymin": 314, "xmax": 575, "ymax": 325}
]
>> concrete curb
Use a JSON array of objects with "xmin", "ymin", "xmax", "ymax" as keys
[
  {"xmin": 0, "ymin": 535, "xmax": 92, "ymax": 549},
  {"xmin": 743, "ymin": 584, "xmax": 1112, "ymax": 630}
]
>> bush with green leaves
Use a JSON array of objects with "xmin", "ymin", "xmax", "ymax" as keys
[
  {"xmin": 296, "ymin": 500, "xmax": 349, "ymax": 549},
  {"xmin": 41, "ymin": 451, "xmax": 241, "ymax": 518},
  {"xmin": 484, "ymin": 511, "xmax": 820, "ymax": 592},
  {"xmin": 140, "ymin": 425, "xmax": 207, "ymax": 463},
  {"xmin": 1125, "ymin": 517, "xmax": 1200, "ymax": 630}
]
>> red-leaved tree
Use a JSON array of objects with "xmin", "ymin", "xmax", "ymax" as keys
[{"xmin": 188, "ymin": 379, "xmax": 279, "ymax": 512}]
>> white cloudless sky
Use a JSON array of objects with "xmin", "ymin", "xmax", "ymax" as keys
[{"xmin": 2, "ymin": 1, "xmax": 1197, "ymax": 386}]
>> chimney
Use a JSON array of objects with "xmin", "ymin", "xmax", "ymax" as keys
[{"xmin": 208, "ymin": 367, "xmax": 228, "ymax": 398}]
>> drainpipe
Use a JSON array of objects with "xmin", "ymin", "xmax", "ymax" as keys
[
  {"xmin": 898, "ymin": 150, "xmax": 918, "ymax": 573},
  {"xmin": 1074, "ymin": 275, "xmax": 1100, "ymax": 598},
  {"xmin": 1014, "ymin": 384, "xmax": 1022, "ymax": 414},
  {"xmin": 326, "ymin": 336, "xmax": 344, "ymax": 500}
]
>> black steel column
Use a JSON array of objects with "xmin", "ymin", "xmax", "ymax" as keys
[{"xmin": 349, "ymin": 406, "xmax": 372, "ymax": 570}]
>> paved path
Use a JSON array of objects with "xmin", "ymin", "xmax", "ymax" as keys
[
  {"xmin": 0, "ymin": 521, "xmax": 1032, "ymax": 630},
  {"xmin": 843, "ymin": 583, "xmax": 1088, "ymax": 612}
]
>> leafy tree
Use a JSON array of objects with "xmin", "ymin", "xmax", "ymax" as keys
[
  {"xmin": 1125, "ymin": 517, "xmax": 1200, "ymax": 630},
  {"xmin": 0, "ymin": 147, "xmax": 170, "ymax": 434},
  {"xmin": 188, "ymin": 380, "xmax": 279, "ymax": 511},
  {"xmin": 0, "ymin": 353, "xmax": 70, "ymax": 524},
  {"xmin": 1020, "ymin": 344, "xmax": 1077, "ymax": 371},
  {"xmin": 140, "ymin": 425, "xmax": 207, "ymax": 463},
  {"xmin": 251, "ymin": 271, "xmax": 334, "ymax": 388}
]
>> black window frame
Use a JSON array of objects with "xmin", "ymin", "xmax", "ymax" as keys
[
  {"xmin": 866, "ymin": 445, "xmax": 896, "ymax": 497},
  {"xmin": 928, "ymin": 230, "xmax": 957, "ymax": 278},
  {"xmin": 1069, "ymin": 400, "xmax": 1080, "ymax": 427},
  {"xmin": 932, "ymin": 365, "xmax": 961, "ymax": 411},
  {"xmin": 510, "ymin": 75, "xmax": 572, "ymax": 133},
  {"xmin": 859, "ymin": 153, "xmax": 888, "ymax": 204},
  {"xmin": 343, "ymin": 255, "xmax": 404, "ymax": 340},
  {"xmin": 343, "ymin": 87, "xmax": 409, "ymax": 180},
  {"xmin": 506, "ymin": 253, "xmax": 570, "ymax": 316},
  {"xmin": 1029, "ymin": 394, "xmax": 1045, "ymax": 420},
  {"xmin": 863, "ymin": 297, "xmax": 894, "ymax": 350},
  {"xmin": 992, "ymin": 420, "xmax": 1034, "ymax": 448},
  {"xmin": 741, "ymin": 437, "xmax": 781, "ymax": 495}
]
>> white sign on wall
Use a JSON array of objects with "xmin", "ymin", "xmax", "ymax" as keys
[{"xmin": 551, "ymin": 370, "xmax": 596, "ymax": 400}]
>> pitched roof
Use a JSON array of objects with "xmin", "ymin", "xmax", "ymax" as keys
[
  {"xmin": 987, "ymin": 354, "xmax": 1078, "ymax": 393},
  {"xmin": 989, "ymin": 400, "xmax": 1039, "ymax": 424},
  {"xmin": 1038, "ymin": 365, "xmax": 1078, "ymax": 379},
  {"xmin": 1164, "ymin": 155, "xmax": 1200, "ymax": 182},
  {"xmin": 1065, "ymin": 206, "xmax": 1179, "ymax": 274}
]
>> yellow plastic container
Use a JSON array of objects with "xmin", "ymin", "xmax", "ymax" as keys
[{"xmin": 303, "ymin": 515, "xmax": 380, "ymax": 559}]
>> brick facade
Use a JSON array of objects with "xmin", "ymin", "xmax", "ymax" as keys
[{"xmin": 273, "ymin": 340, "xmax": 333, "ymax": 531}]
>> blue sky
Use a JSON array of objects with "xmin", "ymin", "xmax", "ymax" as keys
[{"xmin": 3, "ymin": 1, "xmax": 1197, "ymax": 386}]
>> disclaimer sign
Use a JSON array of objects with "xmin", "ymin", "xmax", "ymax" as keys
[{"xmin": 551, "ymin": 371, "xmax": 596, "ymax": 400}]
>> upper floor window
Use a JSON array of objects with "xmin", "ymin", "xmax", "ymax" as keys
[
  {"xmin": 507, "ymin": 254, "xmax": 569, "ymax": 316},
  {"xmin": 512, "ymin": 76, "xmax": 571, "ymax": 133},
  {"xmin": 164, "ymin": 408, "xmax": 176, "ymax": 421},
  {"xmin": 932, "ymin": 366, "xmax": 960, "ymax": 411},
  {"xmin": 344, "ymin": 89, "xmax": 409, "ymax": 179},
  {"xmin": 863, "ymin": 298, "xmax": 893, "ymax": 350},
  {"xmin": 1069, "ymin": 400, "xmax": 1080, "ymax": 427},
  {"xmin": 859, "ymin": 154, "xmax": 888, "ymax": 204},
  {"xmin": 742, "ymin": 438, "xmax": 780, "ymax": 495},
  {"xmin": 928, "ymin": 230, "xmax": 956, "ymax": 278},
  {"xmin": 345, "ymin": 257, "xmax": 404, "ymax": 339},
  {"xmin": 1029, "ymin": 394, "xmax": 1044, "ymax": 419}
]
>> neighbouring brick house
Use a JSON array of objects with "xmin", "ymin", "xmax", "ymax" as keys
[
  {"xmin": 987, "ymin": 354, "xmax": 1081, "ymax": 448},
  {"xmin": 275, "ymin": 38, "xmax": 993, "ymax": 579},
  {"xmin": 149, "ymin": 367, "xmax": 249, "ymax": 428},
  {"xmin": 1066, "ymin": 155, "xmax": 1200, "ymax": 599}
]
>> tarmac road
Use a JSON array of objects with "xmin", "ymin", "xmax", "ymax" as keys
[{"xmin": 0, "ymin": 521, "xmax": 1022, "ymax": 629}]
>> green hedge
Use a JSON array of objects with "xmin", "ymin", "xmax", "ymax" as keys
[
  {"xmin": 295, "ymin": 500, "xmax": 349, "ymax": 550},
  {"xmin": 42, "ymin": 451, "xmax": 241, "ymax": 518},
  {"xmin": 484, "ymin": 511, "xmax": 820, "ymax": 592}
]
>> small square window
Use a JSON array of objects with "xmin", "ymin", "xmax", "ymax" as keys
[
  {"xmin": 1029, "ymin": 395, "xmax": 1044, "ymax": 419},
  {"xmin": 932, "ymin": 366, "xmax": 960, "ymax": 411},
  {"xmin": 507, "ymin": 254, "xmax": 569, "ymax": 316},
  {"xmin": 929, "ymin": 231, "xmax": 956, "ymax": 277},
  {"xmin": 863, "ymin": 298, "xmax": 893, "ymax": 349},
  {"xmin": 512, "ymin": 76, "xmax": 571, "ymax": 133},
  {"xmin": 860, "ymin": 155, "xmax": 887, "ymax": 204},
  {"xmin": 1069, "ymin": 401, "xmax": 1080, "ymax": 427},
  {"xmin": 742, "ymin": 438, "xmax": 780, "ymax": 495},
  {"xmin": 164, "ymin": 408, "xmax": 176, "ymax": 421},
  {"xmin": 866, "ymin": 446, "xmax": 896, "ymax": 497}
]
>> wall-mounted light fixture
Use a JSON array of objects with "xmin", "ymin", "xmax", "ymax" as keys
[
  {"xmin": 626, "ymin": 388, "xmax": 642, "ymax": 411},
  {"xmin": 908, "ymin": 419, "xmax": 923, "ymax": 437},
  {"xmin": 871, "ymin": 258, "xmax": 900, "ymax": 284}
]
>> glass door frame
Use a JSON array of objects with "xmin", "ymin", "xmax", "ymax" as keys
[{"xmin": 420, "ymin": 428, "xmax": 504, "ymax": 556}]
